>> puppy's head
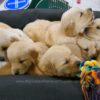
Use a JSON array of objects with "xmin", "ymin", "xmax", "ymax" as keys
[
  {"xmin": 84, "ymin": 19, "xmax": 100, "ymax": 37},
  {"xmin": 77, "ymin": 37, "xmax": 97, "ymax": 60},
  {"xmin": 39, "ymin": 45, "xmax": 81, "ymax": 77},
  {"xmin": 7, "ymin": 40, "xmax": 39, "ymax": 75},
  {"xmin": 61, "ymin": 7, "xmax": 94, "ymax": 36},
  {"xmin": 0, "ymin": 28, "xmax": 27, "ymax": 61}
]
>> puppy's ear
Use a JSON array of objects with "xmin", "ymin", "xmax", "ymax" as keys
[
  {"xmin": 30, "ymin": 49, "xmax": 39, "ymax": 63},
  {"xmin": 61, "ymin": 13, "xmax": 76, "ymax": 36},
  {"xmin": 65, "ymin": 22, "xmax": 75, "ymax": 36},
  {"xmin": 61, "ymin": 19, "xmax": 75, "ymax": 36},
  {"xmin": 10, "ymin": 37, "xmax": 19, "ymax": 42},
  {"xmin": 31, "ymin": 50, "xmax": 38, "ymax": 58}
]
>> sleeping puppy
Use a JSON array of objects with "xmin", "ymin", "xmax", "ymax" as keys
[
  {"xmin": 3, "ymin": 44, "xmax": 81, "ymax": 77},
  {"xmin": 0, "ymin": 28, "xmax": 29, "ymax": 61},
  {"xmin": 61, "ymin": 7, "xmax": 93, "ymax": 36},
  {"xmin": 77, "ymin": 37, "xmax": 97, "ymax": 60},
  {"xmin": 7, "ymin": 40, "xmax": 48, "ymax": 75},
  {"xmin": 0, "ymin": 22, "xmax": 11, "ymax": 29},
  {"xmin": 24, "ymin": 8, "xmax": 94, "ymax": 46},
  {"xmin": 45, "ymin": 7, "xmax": 94, "ymax": 46},
  {"xmin": 82, "ymin": 18, "xmax": 100, "ymax": 62},
  {"xmin": 38, "ymin": 45, "xmax": 82, "ymax": 77}
]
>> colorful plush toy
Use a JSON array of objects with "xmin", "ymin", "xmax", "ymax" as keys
[{"xmin": 80, "ymin": 60, "xmax": 100, "ymax": 100}]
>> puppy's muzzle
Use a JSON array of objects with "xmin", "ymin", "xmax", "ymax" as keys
[
  {"xmin": 90, "ymin": 55, "xmax": 97, "ymax": 60},
  {"xmin": 14, "ymin": 70, "xmax": 19, "ymax": 75}
]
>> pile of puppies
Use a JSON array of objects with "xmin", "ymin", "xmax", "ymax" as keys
[{"xmin": 0, "ymin": 7, "xmax": 100, "ymax": 77}]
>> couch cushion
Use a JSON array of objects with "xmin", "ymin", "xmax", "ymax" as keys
[
  {"xmin": 0, "ymin": 9, "xmax": 65, "ymax": 29},
  {"xmin": 0, "ymin": 75, "xmax": 83, "ymax": 100}
]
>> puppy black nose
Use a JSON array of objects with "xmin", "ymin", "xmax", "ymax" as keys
[
  {"xmin": 75, "ymin": 61, "xmax": 81, "ymax": 67},
  {"xmin": 88, "ymin": 8, "xmax": 92, "ymax": 12},
  {"xmin": 84, "ymin": 27, "xmax": 89, "ymax": 33},
  {"xmin": 0, "ymin": 57, "xmax": 5, "ymax": 61},
  {"xmin": 90, "ymin": 55, "xmax": 97, "ymax": 60},
  {"xmin": 14, "ymin": 71, "xmax": 19, "ymax": 75}
]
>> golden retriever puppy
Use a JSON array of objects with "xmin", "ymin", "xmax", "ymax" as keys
[
  {"xmin": 24, "ymin": 8, "xmax": 94, "ymax": 46},
  {"xmin": 38, "ymin": 45, "xmax": 82, "ymax": 77},
  {"xmin": 2, "ymin": 44, "xmax": 81, "ymax": 76},
  {"xmin": 0, "ymin": 22, "xmax": 11, "ymax": 29},
  {"xmin": 84, "ymin": 19, "xmax": 100, "ymax": 41},
  {"xmin": 28, "ymin": 43, "xmax": 95, "ymax": 76},
  {"xmin": 82, "ymin": 18, "xmax": 100, "ymax": 61},
  {"xmin": 7, "ymin": 40, "xmax": 48, "ymax": 75},
  {"xmin": 61, "ymin": 8, "xmax": 93, "ymax": 36},
  {"xmin": 45, "ymin": 7, "xmax": 94, "ymax": 46},
  {"xmin": 0, "ymin": 28, "xmax": 29, "ymax": 61}
]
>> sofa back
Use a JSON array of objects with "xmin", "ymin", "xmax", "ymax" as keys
[
  {"xmin": 0, "ymin": 9, "xmax": 99, "ymax": 29},
  {"xmin": 0, "ymin": 9, "xmax": 64, "ymax": 29}
]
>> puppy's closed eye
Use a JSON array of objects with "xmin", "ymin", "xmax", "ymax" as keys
[
  {"xmin": 19, "ymin": 60, "xmax": 25, "ymax": 64},
  {"xmin": 96, "ymin": 26, "xmax": 100, "ymax": 29},
  {"xmin": 1, "ymin": 46, "xmax": 7, "ymax": 51},
  {"xmin": 84, "ymin": 48, "xmax": 88, "ymax": 51},
  {"xmin": 63, "ymin": 60, "xmax": 69, "ymax": 65}
]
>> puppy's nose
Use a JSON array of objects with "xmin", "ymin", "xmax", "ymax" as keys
[
  {"xmin": 84, "ymin": 27, "xmax": 89, "ymax": 33},
  {"xmin": 14, "ymin": 71, "xmax": 19, "ymax": 75},
  {"xmin": 0, "ymin": 57, "xmax": 5, "ymax": 61},
  {"xmin": 87, "ymin": 8, "xmax": 92, "ymax": 12},
  {"xmin": 90, "ymin": 55, "xmax": 97, "ymax": 60},
  {"xmin": 75, "ymin": 61, "xmax": 81, "ymax": 67}
]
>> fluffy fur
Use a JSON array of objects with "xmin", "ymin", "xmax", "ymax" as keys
[
  {"xmin": 0, "ymin": 22, "xmax": 11, "ymax": 29},
  {"xmin": 0, "ymin": 62, "xmax": 11, "ymax": 75},
  {"xmin": 77, "ymin": 36, "xmax": 97, "ymax": 60},
  {"xmin": 23, "ymin": 19, "xmax": 52, "ymax": 43},
  {"xmin": 82, "ymin": 18, "xmax": 100, "ymax": 62},
  {"xmin": 7, "ymin": 40, "xmax": 48, "ymax": 75},
  {"xmin": 23, "ymin": 8, "xmax": 94, "ymax": 46},
  {"xmin": 0, "ymin": 28, "xmax": 29, "ymax": 61},
  {"xmin": 38, "ymin": 45, "xmax": 82, "ymax": 77},
  {"xmin": 0, "ymin": 8, "xmax": 96, "ymax": 76}
]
